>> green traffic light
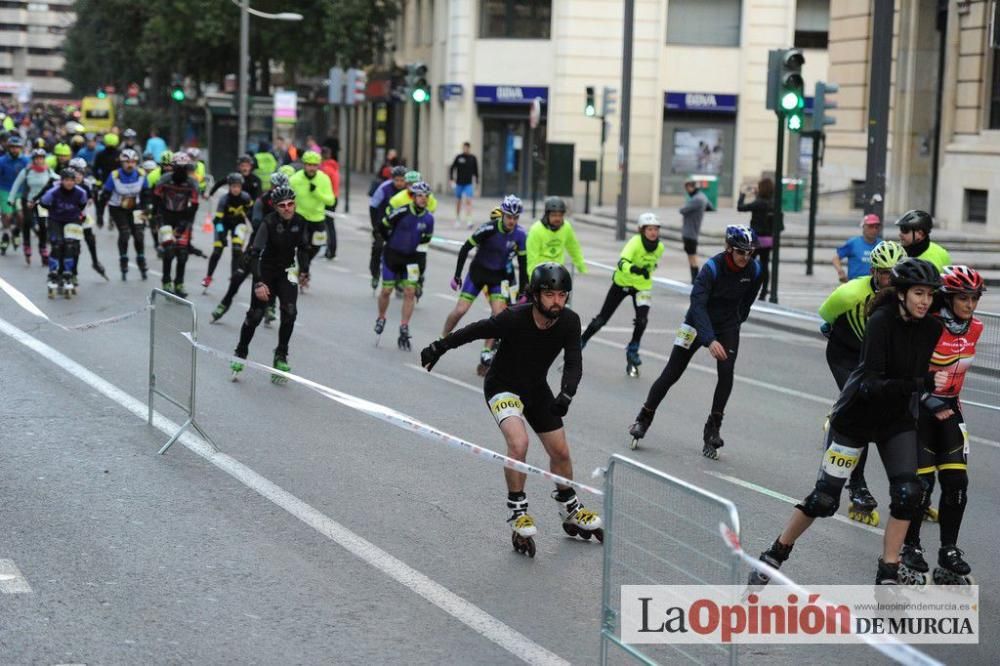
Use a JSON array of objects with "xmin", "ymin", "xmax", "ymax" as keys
[
  {"xmin": 171, "ymin": 87, "xmax": 185, "ymax": 102},
  {"xmin": 780, "ymin": 91, "xmax": 800, "ymax": 111},
  {"xmin": 787, "ymin": 114, "xmax": 803, "ymax": 131},
  {"xmin": 411, "ymin": 88, "xmax": 429, "ymax": 104},
  {"xmin": 584, "ymin": 105, "xmax": 596, "ymax": 117}
]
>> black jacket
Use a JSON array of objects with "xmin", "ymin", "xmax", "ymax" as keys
[
  {"xmin": 737, "ymin": 193, "xmax": 777, "ymax": 237},
  {"xmin": 685, "ymin": 253, "xmax": 764, "ymax": 345}
]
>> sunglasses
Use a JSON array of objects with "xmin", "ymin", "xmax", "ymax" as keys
[
  {"xmin": 275, "ymin": 201, "xmax": 295, "ymax": 210},
  {"xmin": 732, "ymin": 248, "xmax": 755, "ymax": 257}
]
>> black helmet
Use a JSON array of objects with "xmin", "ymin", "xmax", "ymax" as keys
[
  {"xmin": 890, "ymin": 258, "xmax": 941, "ymax": 289},
  {"xmin": 237, "ymin": 153, "xmax": 255, "ymax": 166},
  {"xmin": 529, "ymin": 262, "xmax": 572, "ymax": 294},
  {"xmin": 894, "ymin": 209, "xmax": 933, "ymax": 233},
  {"xmin": 543, "ymin": 196, "xmax": 566, "ymax": 214},
  {"xmin": 59, "ymin": 168, "xmax": 76, "ymax": 180},
  {"xmin": 270, "ymin": 185, "xmax": 296, "ymax": 205},
  {"xmin": 390, "ymin": 165, "xmax": 408, "ymax": 178},
  {"xmin": 226, "ymin": 172, "xmax": 244, "ymax": 186}
]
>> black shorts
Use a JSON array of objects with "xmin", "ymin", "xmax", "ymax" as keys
[
  {"xmin": 483, "ymin": 378, "xmax": 563, "ymax": 434},
  {"xmin": 682, "ymin": 237, "xmax": 698, "ymax": 256}
]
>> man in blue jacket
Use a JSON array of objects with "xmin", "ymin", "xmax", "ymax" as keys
[
  {"xmin": 628, "ymin": 225, "xmax": 764, "ymax": 459},
  {"xmin": 40, "ymin": 169, "xmax": 88, "ymax": 297}
]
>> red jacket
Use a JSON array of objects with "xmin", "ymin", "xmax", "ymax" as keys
[{"xmin": 320, "ymin": 159, "xmax": 340, "ymax": 197}]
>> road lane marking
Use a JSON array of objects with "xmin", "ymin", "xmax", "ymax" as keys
[
  {"xmin": 0, "ymin": 560, "xmax": 32, "ymax": 593},
  {"xmin": 406, "ymin": 363, "xmax": 481, "ymax": 393},
  {"xmin": 0, "ymin": 315, "xmax": 568, "ymax": 666},
  {"xmin": 702, "ymin": 470, "xmax": 883, "ymax": 536}
]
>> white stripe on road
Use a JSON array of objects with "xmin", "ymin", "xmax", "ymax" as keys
[
  {"xmin": 0, "ymin": 559, "xmax": 32, "ymax": 593},
  {"xmin": 0, "ymin": 316, "xmax": 568, "ymax": 666},
  {"xmin": 702, "ymin": 470, "xmax": 883, "ymax": 536},
  {"xmin": 406, "ymin": 363, "xmax": 481, "ymax": 393}
]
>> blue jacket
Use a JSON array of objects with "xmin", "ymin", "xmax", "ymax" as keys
[
  {"xmin": 383, "ymin": 204, "xmax": 434, "ymax": 255},
  {"xmin": 0, "ymin": 153, "xmax": 28, "ymax": 190},
  {"xmin": 685, "ymin": 252, "xmax": 764, "ymax": 345},
  {"xmin": 75, "ymin": 145, "xmax": 103, "ymax": 166},
  {"xmin": 143, "ymin": 136, "xmax": 168, "ymax": 162},
  {"xmin": 40, "ymin": 184, "xmax": 88, "ymax": 224},
  {"xmin": 369, "ymin": 179, "xmax": 401, "ymax": 210}
]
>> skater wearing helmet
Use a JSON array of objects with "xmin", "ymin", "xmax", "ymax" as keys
[
  {"xmin": 898, "ymin": 265, "xmax": 985, "ymax": 586},
  {"xmin": 386, "ymin": 171, "xmax": 440, "ymax": 298},
  {"xmin": 368, "ymin": 165, "xmax": 410, "ymax": 288},
  {"xmin": 375, "ymin": 181, "xmax": 435, "ymax": 351},
  {"xmin": 749, "ymin": 258, "xmax": 943, "ymax": 586},
  {"xmin": 442, "ymin": 194, "xmax": 528, "ymax": 375},
  {"xmin": 289, "ymin": 150, "xmax": 335, "ymax": 269},
  {"xmin": 580, "ymin": 212, "xmax": 665, "ymax": 377},
  {"xmin": 229, "ymin": 185, "xmax": 312, "ymax": 382},
  {"xmin": 150, "ymin": 152, "xmax": 200, "ymax": 298},
  {"xmin": 817, "ymin": 239, "xmax": 907, "ymax": 526},
  {"xmin": 895, "ymin": 209, "xmax": 951, "ymax": 271},
  {"xmin": 420, "ymin": 262, "xmax": 602, "ymax": 557},
  {"xmin": 525, "ymin": 196, "xmax": 586, "ymax": 276},
  {"xmin": 100, "ymin": 147, "xmax": 149, "ymax": 280},
  {"xmin": 628, "ymin": 225, "xmax": 763, "ymax": 458},
  {"xmin": 39, "ymin": 169, "xmax": 88, "ymax": 298},
  {"xmin": 201, "ymin": 173, "xmax": 253, "ymax": 291}
]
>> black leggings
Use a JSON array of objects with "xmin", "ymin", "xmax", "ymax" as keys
[
  {"xmin": 756, "ymin": 247, "xmax": 772, "ymax": 298},
  {"xmin": 110, "ymin": 206, "xmax": 145, "ymax": 261},
  {"xmin": 369, "ymin": 206, "xmax": 384, "ymax": 280},
  {"xmin": 237, "ymin": 272, "xmax": 298, "ymax": 358},
  {"xmin": 582, "ymin": 282, "xmax": 650, "ymax": 346},
  {"xmin": 825, "ymin": 343, "xmax": 869, "ymax": 489},
  {"xmin": 907, "ymin": 404, "xmax": 968, "ymax": 548},
  {"xmin": 644, "ymin": 327, "xmax": 739, "ymax": 416}
]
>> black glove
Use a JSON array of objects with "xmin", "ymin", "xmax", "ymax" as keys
[
  {"xmin": 629, "ymin": 264, "xmax": 649, "ymax": 279},
  {"xmin": 920, "ymin": 393, "xmax": 952, "ymax": 415},
  {"xmin": 551, "ymin": 392, "xmax": 572, "ymax": 417},
  {"xmin": 420, "ymin": 339, "xmax": 447, "ymax": 371},
  {"xmin": 309, "ymin": 182, "xmax": 316, "ymax": 192}
]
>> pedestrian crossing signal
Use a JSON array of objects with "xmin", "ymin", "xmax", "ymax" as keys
[{"xmin": 584, "ymin": 86, "xmax": 596, "ymax": 117}]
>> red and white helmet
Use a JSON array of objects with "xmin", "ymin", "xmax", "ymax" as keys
[{"xmin": 940, "ymin": 265, "xmax": 985, "ymax": 295}]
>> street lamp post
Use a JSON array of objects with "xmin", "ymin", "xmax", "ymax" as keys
[{"xmin": 236, "ymin": 0, "xmax": 303, "ymax": 155}]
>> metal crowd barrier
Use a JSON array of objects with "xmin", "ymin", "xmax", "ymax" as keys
[
  {"xmin": 599, "ymin": 455, "xmax": 742, "ymax": 665},
  {"xmin": 148, "ymin": 288, "xmax": 216, "ymax": 454},
  {"xmin": 963, "ymin": 310, "xmax": 999, "ymax": 412}
]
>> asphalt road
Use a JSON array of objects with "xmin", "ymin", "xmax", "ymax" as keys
[{"xmin": 1, "ymin": 198, "xmax": 997, "ymax": 665}]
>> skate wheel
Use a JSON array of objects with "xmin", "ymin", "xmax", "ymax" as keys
[
  {"xmin": 593, "ymin": 528, "xmax": 604, "ymax": 543},
  {"xmin": 702, "ymin": 444, "xmax": 719, "ymax": 460},
  {"xmin": 579, "ymin": 529, "xmax": 592, "ymax": 541},
  {"xmin": 924, "ymin": 507, "xmax": 939, "ymax": 523},
  {"xmin": 867, "ymin": 509, "xmax": 880, "ymax": 526},
  {"xmin": 231, "ymin": 373, "xmax": 240, "ymax": 382},
  {"xmin": 898, "ymin": 565, "xmax": 928, "ymax": 587},
  {"xmin": 561, "ymin": 523, "xmax": 579, "ymax": 538},
  {"xmin": 629, "ymin": 437, "xmax": 640, "ymax": 450}
]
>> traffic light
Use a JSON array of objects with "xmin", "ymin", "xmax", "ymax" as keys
[
  {"xmin": 584, "ymin": 86, "xmax": 596, "ymax": 117},
  {"xmin": 601, "ymin": 86, "xmax": 617, "ymax": 117},
  {"xmin": 407, "ymin": 63, "xmax": 429, "ymax": 104},
  {"xmin": 171, "ymin": 85, "xmax": 185, "ymax": 102},
  {"xmin": 346, "ymin": 68, "xmax": 367, "ymax": 106},
  {"xmin": 779, "ymin": 48, "xmax": 805, "ymax": 132},
  {"xmin": 813, "ymin": 81, "xmax": 838, "ymax": 129},
  {"xmin": 96, "ymin": 88, "xmax": 107, "ymax": 99}
]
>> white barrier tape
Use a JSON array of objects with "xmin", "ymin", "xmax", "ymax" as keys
[
  {"xmin": 182, "ymin": 333, "xmax": 604, "ymax": 497},
  {"xmin": 0, "ymin": 275, "xmax": 149, "ymax": 332},
  {"xmin": 717, "ymin": 523, "xmax": 943, "ymax": 666},
  {"xmin": 431, "ymin": 235, "xmax": 464, "ymax": 248}
]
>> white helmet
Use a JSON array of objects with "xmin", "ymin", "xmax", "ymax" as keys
[{"xmin": 637, "ymin": 212, "xmax": 661, "ymax": 230}]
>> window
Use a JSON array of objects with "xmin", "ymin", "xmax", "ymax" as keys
[
  {"xmin": 851, "ymin": 179, "xmax": 866, "ymax": 209},
  {"xmin": 990, "ymin": 50, "xmax": 1000, "ymax": 129},
  {"xmin": 965, "ymin": 189, "xmax": 987, "ymax": 223},
  {"xmin": 480, "ymin": 0, "xmax": 551, "ymax": 39},
  {"xmin": 666, "ymin": 0, "xmax": 741, "ymax": 47},
  {"xmin": 794, "ymin": 0, "xmax": 829, "ymax": 49}
]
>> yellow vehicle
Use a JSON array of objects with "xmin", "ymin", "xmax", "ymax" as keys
[{"xmin": 80, "ymin": 96, "xmax": 116, "ymax": 133}]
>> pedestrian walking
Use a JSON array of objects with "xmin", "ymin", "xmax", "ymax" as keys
[
  {"xmin": 833, "ymin": 213, "xmax": 882, "ymax": 283},
  {"xmin": 680, "ymin": 178, "xmax": 713, "ymax": 283},
  {"xmin": 449, "ymin": 142, "xmax": 479, "ymax": 228},
  {"xmin": 737, "ymin": 178, "xmax": 775, "ymax": 300}
]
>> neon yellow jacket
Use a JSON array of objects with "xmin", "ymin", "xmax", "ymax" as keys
[
  {"xmin": 254, "ymin": 152, "xmax": 277, "ymax": 190},
  {"xmin": 917, "ymin": 242, "xmax": 951, "ymax": 272},
  {"xmin": 613, "ymin": 234, "xmax": 664, "ymax": 291},
  {"xmin": 526, "ymin": 219, "xmax": 586, "ymax": 275},
  {"xmin": 290, "ymin": 168, "xmax": 335, "ymax": 223},
  {"xmin": 387, "ymin": 189, "xmax": 438, "ymax": 215}
]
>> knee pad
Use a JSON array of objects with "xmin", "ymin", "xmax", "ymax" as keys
[
  {"xmin": 797, "ymin": 482, "xmax": 840, "ymax": 518},
  {"xmin": 279, "ymin": 301, "xmax": 297, "ymax": 319},
  {"xmin": 244, "ymin": 307, "xmax": 265, "ymax": 327},
  {"xmin": 66, "ymin": 239, "xmax": 80, "ymax": 257},
  {"xmin": 917, "ymin": 472, "xmax": 935, "ymax": 511},
  {"xmin": 889, "ymin": 474, "xmax": 924, "ymax": 520},
  {"xmin": 937, "ymin": 469, "xmax": 968, "ymax": 508}
]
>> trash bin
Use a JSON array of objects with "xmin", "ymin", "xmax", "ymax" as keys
[
  {"xmin": 782, "ymin": 177, "xmax": 804, "ymax": 212},
  {"xmin": 689, "ymin": 174, "xmax": 718, "ymax": 210}
]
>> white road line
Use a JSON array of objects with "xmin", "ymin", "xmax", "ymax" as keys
[
  {"xmin": 0, "ymin": 316, "xmax": 567, "ymax": 666},
  {"xmin": 0, "ymin": 559, "xmax": 32, "ymax": 593},
  {"xmin": 702, "ymin": 470, "xmax": 883, "ymax": 536},
  {"xmin": 128, "ymin": 262, "xmax": 163, "ymax": 278},
  {"xmin": 588, "ymin": 336, "xmax": 833, "ymax": 406},
  {"xmin": 970, "ymin": 434, "xmax": 1000, "ymax": 449},
  {"xmin": 406, "ymin": 363, "xmax": 481, "ymax": 393}
]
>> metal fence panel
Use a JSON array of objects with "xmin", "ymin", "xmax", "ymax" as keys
[
  {"xmin": 600, "ymin": 455, "xmax": 741, "ymax": 665},
  {"xmin": 963, "ymin": 310, "xmax": 999, "ymax": 411}
]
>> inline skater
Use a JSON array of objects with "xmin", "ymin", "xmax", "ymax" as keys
[
  {"xmin": 144, "ymin": 149, "xmax": 173, "ymax": 257},
  {"xmin": 895, "ymin": 209, "xmax": 951, "ymax": 271},
  {"xmin": 749, "ymin": 258, "xmax": 943, "ymax": 586},
  {"xmin": 386, "ymin": 171, "xmax": 440, "ymax": 299},
  {"xmin": 150, "ymin": 152, "xmax": 200, "ymax": 297},
  {"xmin": 40, "ymin": 169, "xmax": 88, "ymax": 298},
  {"xmin": 817, "ymin": 239, "xmax": 906, "ymax": 526},
  {"xmin": 45, "ymin": 142, "xmax": 72, "ymax": 172},
  {"xmin": 0, "ymin": 135, "xmax": 28, "ymax": 254},
  {"xmin": 100, "ymin": 147, "xmax": 148, "ymax": 280},
  {"xmin": 580, "ymin": 212, "xmax": 665, "ymax": 377},
  {"xmin": 899, "ymin": 265, "xmax": 984, "ymax": 585},
  {"xmin": 442, "ymin": 195, "xmax": 528, "ymax": 375},
  {"xmin": 628, "ymin": 225, "xmax": 763, "ymax": 458},
  {"xmin": 230, "ymin": 185, "xmax": 311, "ymax": 382},
  {"xmin": 419, "ymin": 263, "xmax": 601, "ymax": 557},
  {"xmin": 525, "ymin": 196, "xmax": 587, "ymax": 276},
  {"xmin": 289, "ymin": 150, "xmax": 335, "ymax": 274},
  {"xmin": 92, "ymin": 132, "xmax": 120, "ymax": 228},
  {"xmin": 67, "ymin": 157, "xmax": 107, "ymax": 280},
  {"xmin": 209, "ymin": 154, "xmax": 262, "ymax": 202},
  {"xmin": 201, "ymin": 172, "xmax": 252, "ymax": 291},
  {"xmin": 368, "ymin": 165, "xmax": 408, "ymax": 289},
  {"xmin": 375, "ymin": 181, "xmax": 435, "ymax": 350},
  {"xmin": 7, "ymin": 147, "xmax": 55, "ymax": 265}
]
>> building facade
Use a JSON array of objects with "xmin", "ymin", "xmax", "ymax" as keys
[
  {"xmin": 0, "ymin": 0, "xmax": 74, "ymax": 101},
  {"xmin": 362, "ymin": 0, "xmax": 831, "ymax": 211}
]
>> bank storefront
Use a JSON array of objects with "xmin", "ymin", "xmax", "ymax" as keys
[{"xmin": 659, "ymin": 91, "xmax": 738, "ymax": 199}]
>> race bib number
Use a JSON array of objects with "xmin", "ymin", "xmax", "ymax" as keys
[
  {"xmin": 311, "ymin": 230, "xmax": 327, "ymax": 247},
  {"xmin": 82, "ymin": 215, "xmax": 95, "ymax": 230},
  {"xmin": 674, "ymin": 323, "xmax": 697, "ymax": 349},
  {"xmin": 37, "ymin": 205, "xmax": 48, "ymax": 217},
  {"xmin": 63, "ymin": 223, "xmax": 84, "ymax": 241},
  {"xmin": 960, "ymin": 422, "xmax": 969, "ymax": 456},
  {"xmin": 287, "ymin": 264, "xmax": 300, "ymax": 285},
  {"xmin": 822, "ymin": 442, "xmax": 862, "ymax": 479},
  {"xmin": 500, "ymin": 280, "xmax": 511, "ymax": 298},
  {"xmin": 509, "ymin": 284, "xmax": 519, "ymax": 303},
  {"xmin": 234, "ymin": 223, "xmax": 250, "ymax": 244},
  {"xmin": 488, "ymin": 392, "xmax": 524, "ymax": 424},
  {"xmin": 406, "ymin": 263, "xmax": 420, "ymax": 282},
  {"xmin": 635, "ymin": 290, "xmax": 652, "ymax": 307},
  {"xmin": 158, "ymin": 224, "xmax": 174, "ymax": 243},
  {"xmin": 121, "ymin": 196, "xmax": 136, "ymax": 210},
  {"xmin": 417, "ymin": 242, "xmax": 430, "ymax": 253}
]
